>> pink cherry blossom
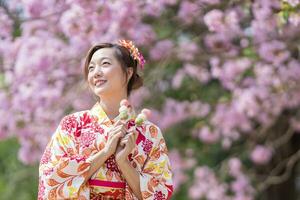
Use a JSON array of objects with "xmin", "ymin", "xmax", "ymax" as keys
[
  {"xmin": 289, "ymin": 13, "xmax": 300, "ymax": 26},
  {"xmin": 129, "ymin": 87, "xmax": 151, "ymax": 108},
  {"xmin": 184, "ymin": 63, "xmax": 211, "ymax": 83},
  {"xmin": 177, "ymin": 1, "xmax": 201, "ymax": 24},
  {"xmin": 196, "ymin": 0, "xmax": 220, "ymax": 5},
  {"xmin": 150, "ymin": 99, "xmax": 210, "ymax": 130},
  {"xmin": 169, "ymin": 150, "xmax": 188, "ymax": 191},
  {"xmin": 177, "ymin": 39, "xmax": 199, "ymax": 61},
  {"xmin": 204, "ymin": 9, "xmax": 224, "ymax": 32},
  {"xmin": 258, "ymin": 40, "xmax": 290, "ymax": 66},
  {"xmin": 251, "ymin": 145, "xmax": 273, "ymax": 165},
  {"xmin": 0, "ymin": 8, "xmax": 13, "ymax": 40},
  {"xmin": 149, "ymin": 39, "xmax": 174, "ymax": 61},
  {"xmin": 228, "ymin": 157, "xmax": 242, "ymax": 177},
  {"xmin": 198, "ymin": 126, "xmax": 219, "ymax": 144}
]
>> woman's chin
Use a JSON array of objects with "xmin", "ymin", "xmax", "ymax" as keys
[{"xmin": 93, "ymin": 87, "xmax": 105, "ymax": 95}]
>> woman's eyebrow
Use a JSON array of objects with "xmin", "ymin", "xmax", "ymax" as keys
[{"xmin": 91, "ymin": 57, "xmax": 111, "ymax": 64}]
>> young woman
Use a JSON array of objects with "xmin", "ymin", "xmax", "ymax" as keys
[{"xmin": 38, "ymin": 40, "xmax": 173, "ymax": 200}]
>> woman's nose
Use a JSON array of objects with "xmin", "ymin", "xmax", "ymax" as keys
[{"xmin": 94, "ymin": 66, "xmax": 103, "ymax": 77}]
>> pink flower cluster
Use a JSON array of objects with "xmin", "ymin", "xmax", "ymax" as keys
[
  {"xmin": 0, "ymin": 0, "xmax": 160, "ymax": 164},
  {"xmin": 172, "ymin": 63, "xmax": 211, "ymax": 89},
  {"xmin": 189, "ymin": 166, "xmax": 229, "ymax": 200},
  {"xmin": 250, "ymin": 145, "xmax": 273, "ymax": 165},
  {"xmin": 150, "ymin": 99, "xmax": 210, "ymax": 131},
  {"xmin": 189, "ymin": 159, "xmax": 254, "ymax": 200}
]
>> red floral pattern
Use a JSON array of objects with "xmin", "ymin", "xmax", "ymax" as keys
[
  {"xmin": 154, "ymin": 191, "xmax": 166, "ymax": 200},
  {"xmin": 42, "ymin": 168, "xmax": 53, "ymax": 176},
  {"xmin": 91, "ymin": 122, "xmax": 104, "ymax": 134},
  {"xmin": 40, "ymin": 147, "xmax": 51, "ymax": 164},
  {"xmin": 61, "ymin": 114, "xmax": 77, "ymax": 133},
  {"xmin": 37, "ymin": 179, "xmax": 45, "ymax": 200},
  {"xmin": 67, "ymin": 153, "xmax": 87, "ymax": 163},
  {"xmin": 105, "ymin": 155, "xmax": 121, "ymax": 173},
  {"xmin": 80, "ymin": 112, "xmax": 93, "ymax": 127},
  {"xmin": 79, "ymin": 130, "xmax": 96, "ymax": 147},
  {"xmin": 142, "ymin": 139, "xmax": 153, "ymax": 154},
  {"xmin": 90, "ymin": 187, "xmax": 125, "ymax": 200}
]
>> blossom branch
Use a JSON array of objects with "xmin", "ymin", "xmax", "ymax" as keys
[
  {"xmin": 257, "ymin": 148, "xmax": 300, "ymax": 192},
  {"xmin": 0, "ymin": 1, "xmax": 19, "ymax": 22},
  {"xmin": 267, "ymin": 127, "xmax": 294, "ymax": 149}
]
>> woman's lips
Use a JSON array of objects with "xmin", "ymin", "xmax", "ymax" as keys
[{"xmin": 94, "ymin": 80, "xmax": 107, "ymax": 87}]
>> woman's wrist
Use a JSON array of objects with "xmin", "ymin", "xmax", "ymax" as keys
[
  {"xmin": 87, "ymin": 147, "xmax": 110, "ymax": 163},
  {"xmin": 102, "ymin": 147, "xmax": 112, "ymax": 159},
  {"xmin": 116, "ymin": 153, "xmax": 129, "ymax": 165}
]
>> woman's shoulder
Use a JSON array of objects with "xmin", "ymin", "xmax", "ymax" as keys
[
  {"xmin": 59, "ymin": 109, "xmax": 91, "ymax": 123},
  {"xmin": 56, "ymin": 110, "xmax": 92, "ymax": 133}
]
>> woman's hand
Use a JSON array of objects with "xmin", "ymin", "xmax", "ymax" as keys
[
  {"xmin": 115, "ymin": 129, "xmax": 143, "ymax": 200},
  {"xmin": 103, "ymin": 119, "xmax": 127, "ymax": 157},
  {"xmin": 116, "ymin": 130, "xmax": 138, "ymax": 164}
]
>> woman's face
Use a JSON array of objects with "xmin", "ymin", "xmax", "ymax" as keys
[{"xmin": 87, "ymin": 48, "xmax": 132, "ymax": 98}]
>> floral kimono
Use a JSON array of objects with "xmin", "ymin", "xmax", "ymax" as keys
[{"xmin": 38, "ymin": 102, "xmax": 173, "ymax": 200}]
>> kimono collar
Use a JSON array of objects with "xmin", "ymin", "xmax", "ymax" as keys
[{"xmin": 90, "ymin": 101, "xmax": 136, "ymax": 126}]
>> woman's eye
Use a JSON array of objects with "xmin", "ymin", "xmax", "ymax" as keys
[
  {"xmin": 88, "ymin": 66, "xmax": 94, "ymax": 71},
  {"xmin": 102, "ymin": 61, "xmax": 110, "ymax": 65}
]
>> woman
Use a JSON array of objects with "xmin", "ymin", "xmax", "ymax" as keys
[{"xmin": 38, "ymin": 40, "xmax": 173, "ymax": 200}]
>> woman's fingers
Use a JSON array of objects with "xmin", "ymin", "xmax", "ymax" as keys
[
  {"xmin": 133, "ymin": 130, "xmax": 138, "ymax": 141},
  {"xmin": 128, "ymin": 130, "xmax": 137, "ymax": 140},
  {"xmin": 107, "ymin": 127, "xmax": 125, "ymax": 142},
  {"xmin": 113, "ymin": 119, "xmax": 123, "ymax": 127},
  {"xmin": 124, "ymin": 131, "xmax": 137, "ymax": 146},
  {"xmin": 119, "ymin": 133, "xmax": 131, "ymax": 146},
  {"xmin": 120, "ymin": 138, "xmax": 128, "ymax": 146},
  {"xmin": 130, "ymin": 131, "xmax": 137, "ymax": 144},
  {"xmin": 113, "ymin": 130, "xmax": 126, "ymax": 140},
  {"xmin": 109, "ymin": 125, "xmax": 126, "ymax": 138},
  {"xmin": 114, "ymin": 124, "xmax": 126, "ymax": 132},
  {"xmin": 113, "ymin": 119, "xmax": 127, "ymax": 129}
]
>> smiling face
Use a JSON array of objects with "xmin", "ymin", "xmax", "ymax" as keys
[{"xmin": 87, "ymin": 47, "xmax": 132, "ymax": 98}]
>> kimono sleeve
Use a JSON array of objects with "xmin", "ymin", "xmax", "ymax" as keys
[
  {"xmin": 38, "ymin": 115, "xmax": 91, "ymax": 199},
  {"xmin": 139, "ymin": 125, "xmax": 173, "ymax": 200}
]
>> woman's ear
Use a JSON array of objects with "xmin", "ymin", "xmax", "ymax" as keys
[{"xmin": 127, "ymin": 67, "xmax": 134, "ymax": 83}]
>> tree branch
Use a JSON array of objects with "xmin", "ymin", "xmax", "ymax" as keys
[
  {"xmin": 257, "ymin": 148, "xmax": 300, "ymax": 192},
  {"xmin": 0, "ymin": 1, "xmax": 19, "ymax": 22},
  {"xmin": 267, "ymin": 127, "xmax": 294, "ymax": 149}
]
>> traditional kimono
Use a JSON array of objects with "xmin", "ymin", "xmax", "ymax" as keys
[{"xmin": 38, "ymin": 102, "xmax": 173, "ymax": 200}]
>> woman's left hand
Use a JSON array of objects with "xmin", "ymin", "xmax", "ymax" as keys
[{"xmin": 115, "ymin": 130, "xmax": 138, "ymax": 163}]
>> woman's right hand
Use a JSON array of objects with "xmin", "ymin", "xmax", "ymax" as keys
[{"xmin": 103, "ymin": 119, "xmax": 127, "ymax": 157}]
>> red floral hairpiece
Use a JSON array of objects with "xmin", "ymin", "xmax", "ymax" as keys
[{"xmin": 117, "ymin": 39, "xmax": 146, "ymax": 70}]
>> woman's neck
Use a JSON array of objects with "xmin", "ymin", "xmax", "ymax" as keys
[{"xmin": 99, "ymin": 94, "xmax": 128, "ymax": 120}]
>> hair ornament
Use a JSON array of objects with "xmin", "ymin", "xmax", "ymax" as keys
[{"xmin": 117, "ymin": 39, "xmax": 146, "ymax": 70}]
